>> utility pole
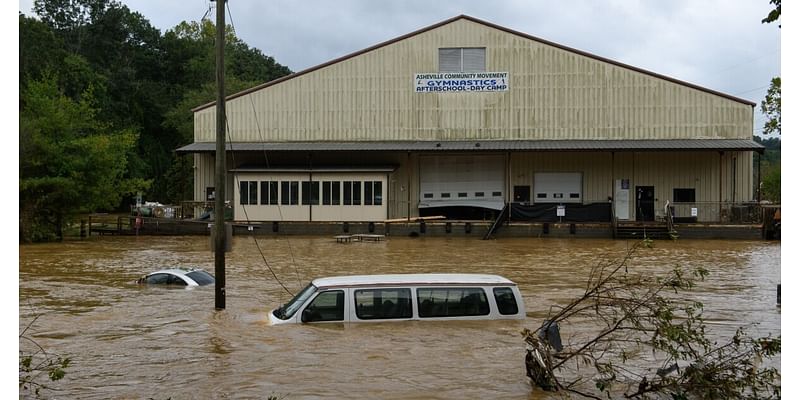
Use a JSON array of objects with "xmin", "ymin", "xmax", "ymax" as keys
[{"xmin": 214, "ymin": 0, "xmax": 226, "ymax": 310}]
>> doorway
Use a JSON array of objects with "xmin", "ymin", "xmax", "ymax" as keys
[
  {"xmin": 513, "ymin": 185, "xmax": 531, "ymax": 203},
  {"xmin": 636, "ymin": 186, "xmax": 655, "ymax": 221}
]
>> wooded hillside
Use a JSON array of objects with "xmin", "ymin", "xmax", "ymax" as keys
[{"xmin": 20, "ymin": 0, "xmax": 292, "ymax": 241}]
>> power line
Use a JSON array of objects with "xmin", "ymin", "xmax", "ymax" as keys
[
  {"xmin": 226, "ymin": 118, "xmax": 295, "ymax": 298},
  {"xmin": 733, "ymin": 85, "xmax": 770, "ymax": 96},
  {"xmin": 226, "ymin": 1, "xmax": 236, "ymax": 35},
  {"xmin": 223, "ymin": 3, "xmax": 303, "ymax": 298},
  {"xmin": 711, "ymin": 49, "xmax": 779, "ymax": 75}
]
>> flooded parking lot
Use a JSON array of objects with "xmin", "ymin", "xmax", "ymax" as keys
[{"xmin": 19, "ymin": 236, "xmax": 780, "ymax": 399}]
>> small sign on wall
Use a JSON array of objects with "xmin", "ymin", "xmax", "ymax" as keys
[{"xmin": 691, "ymin": 207, "xmax": 698, "ymax": 217}]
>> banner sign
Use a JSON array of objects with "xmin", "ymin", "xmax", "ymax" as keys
[{"xmin": 414, "ymin": 72, "xmax": 509, "ymax": 93}]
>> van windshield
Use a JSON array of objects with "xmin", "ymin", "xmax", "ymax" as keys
[{"xmin": 276, "ymin": 283, "xmax": 317, "ymax": 320}]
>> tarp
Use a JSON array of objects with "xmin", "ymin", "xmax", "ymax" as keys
[{"xmin": 510, "ymin": 203, "xmax": 612, "ymax": 222}]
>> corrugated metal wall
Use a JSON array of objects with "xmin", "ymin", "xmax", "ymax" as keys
[
  {"xmin": 193, "ymin": 154, "xmax": 214, "ymax": 201},
  {"xmin": 194, "ymin": 18, "xmax": 752, "ymax": 143},
  {"xmin": 197, "ymin": 149, "xmax": 753, "ymax": 220}
]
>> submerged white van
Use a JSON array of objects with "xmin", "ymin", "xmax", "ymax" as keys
[{"xmin": 268, "ymin": 273, "xmax": 526, "ymax": 324}]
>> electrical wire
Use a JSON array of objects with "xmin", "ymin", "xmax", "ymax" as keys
[
  {"xmin": 204, "ymin": 2, "xmax": 301, "ymax": 301},
  {"xmin": 225, "ymin": 4, "xmax": 304, "ymax": 291},
  {"xmin": 225, "ymin": 117, "xmax": 295, "ymax": 298}
]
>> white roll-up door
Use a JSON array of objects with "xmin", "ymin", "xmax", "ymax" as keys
[
  {"xmin": 419, "ymin": 155, "xmax": 505, "ymax": 210},
  {"xmin": 534, "ymin": 172, "xmax": 583, "ymax": 203}
]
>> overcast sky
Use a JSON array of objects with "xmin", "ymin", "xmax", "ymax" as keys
[{"xmin": 18, "ymin": 0, "xmax": 781, "ymax": 132}]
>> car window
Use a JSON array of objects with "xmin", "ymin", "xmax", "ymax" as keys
[
  {"xmin": 304, "ymin": 290, "xmax": 344, "ymax": 322},
  {"xmin": 354, "ymin": 288, "xmax": 412, "ymax": 320},
  {"xmin": 166, "ymin": 274, "xmax": 188, "ymax": 286},
  {"xmin": 145, "ymin": 273, "xmax": 170, "ymax": 284},
  {"xmin": 493, "ymin": 287, "xmax": 519, "ymax": 315},
  {"xmin": 278, "ymin": 284, "xmax": 317, "ymax": 320},
  {"xmin": 417, "ymin": 288, "xmax": 489, "ymax": 318},
  {"xmin": 186, "ymin": 270, "xmax": 215, "ymax": 285}
]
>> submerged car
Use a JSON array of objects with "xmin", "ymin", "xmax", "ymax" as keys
[
  {"xmin": 137, "ymin": 268, "xmax": 215, "ymax": 287},
  {"xmin": 269, "ymin": 273, "xmax": 526, "ymax": 325}
]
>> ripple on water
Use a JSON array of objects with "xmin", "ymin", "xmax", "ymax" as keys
[{"xmin": 19, "ymin": 236, "xmax": 780, "ymax": 399}]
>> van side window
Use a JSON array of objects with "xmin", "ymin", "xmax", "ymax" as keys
[
  {"xmin": 493, "ymin": 287, "xmax": 519, "ymax": 315},
  {"xmin": 304, "ymin": 290, "xmax": 344, "ymax": 322},
  {"xmin": 354, "ymin": 288, "xmax": 412, "ymax": 320},
  {"xmin": 417, "ymin": 288, "xmax": 489, "ymax": 317}
]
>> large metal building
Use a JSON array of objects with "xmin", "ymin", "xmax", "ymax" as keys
[{"xmin": 179, "ymin": 15, "xmax": 763, "ymax": 226}]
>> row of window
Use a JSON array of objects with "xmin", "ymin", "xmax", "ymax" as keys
[
  {"xmin": 240, "ymin": 180, "xmax": 383, "ymax": 206},
  {"xmin": 304, "ymin": 287, "xmax": 518, "ymax": 322},
  {"xmin": 422, "ymin": 191, "xmax": 502, "ymax": 199},
  {"xmin": 537, "ymin": 193, "xmax": 580, "ymax": 199}
]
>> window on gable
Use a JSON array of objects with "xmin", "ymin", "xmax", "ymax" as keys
[{"xmin": 439, "ymin": 47, "xmax": 486, "ymax": 73}]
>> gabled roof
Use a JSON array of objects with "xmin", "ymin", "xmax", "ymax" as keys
[{"xmin": 193, "ymin": 15, "xmax": 755, "ymax": 112}]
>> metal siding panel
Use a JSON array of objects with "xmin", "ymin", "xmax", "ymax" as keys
[
  {"xmin": 194, "ymin": 19, "xmax": 753, "ymax": 144},
  {"xmin": 193, "ymin": 154, "xmax": 214, "ymax": 201}
]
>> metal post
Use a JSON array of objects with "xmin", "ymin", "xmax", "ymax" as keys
[
  {"xmin": 214, "ymin": 0, "xmax": 227, "ymax": 310},
  {"xmin": 757, "ymin": 152, "xmax": 762, "ymax": 202}
]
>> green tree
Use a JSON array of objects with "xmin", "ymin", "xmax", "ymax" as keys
[
  {"xmin": 19, "ymin": 76, "xmax": 149, "ymax": 242},
  {"xmin": 23, "ymin": 0, "xmax": 292, "ymax": 218},
  {"xmin": 760, "ymin": 0, "xmax": 780, "ymax": 137},
  {"xmin": 762, "ymin": 168, "xmax": 780, "ymax": 203},
  {"xmin": 760, "ymin": 77, "xmax": 780, "ymax": 136},
  {"xmin": 159, "ymin": 19, "xmax": 291, "ymax": 203},
  {"xmin": 753, "ymin": 136, "xmax": 780, "ymax": 202},
  {"xmin": 524, "ymin": 242, "xmax": 780, "ymax": 398},
  {"xmin": 762, "ymin": 0, "xmax": 780, "ymax": 25},
  {"xmin": 20, "ymin": 313, "xmax": 71, "ymax": 398}
]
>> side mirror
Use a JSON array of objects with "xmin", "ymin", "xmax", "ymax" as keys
[{"xmin": 301, "ymin": 309, "xmax": 313, "ymax": 323}]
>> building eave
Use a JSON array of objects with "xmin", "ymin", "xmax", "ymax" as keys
[{"xmin": 177, "ymin": 139, "xmax": 765, "ymax": 154}]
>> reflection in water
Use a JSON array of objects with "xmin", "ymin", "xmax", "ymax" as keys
[{"xmin": 19, "ymin": 236, "xmax": 780, "ymax": 399}]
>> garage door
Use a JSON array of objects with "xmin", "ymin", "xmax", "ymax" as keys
[
  {"xmin": 419, "ymin": 155, "xmax": 505, "ymax": 210},
  {"xmin": 534, "ymin": 172, "xmax": 583, "ymax": 203}
]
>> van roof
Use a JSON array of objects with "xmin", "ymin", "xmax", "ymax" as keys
[{"xmin": 312, "ymin": 273, "xmax": 516, "ymax": 289}]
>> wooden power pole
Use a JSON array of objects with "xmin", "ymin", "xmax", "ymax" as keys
[{"xmin": 214, "ymin": 0, "xmax": 226, "ymax": 310}]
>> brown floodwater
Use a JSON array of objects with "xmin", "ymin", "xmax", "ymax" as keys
[{"xmin": 19, "ymin": 235, "xmax": 780, "ymax": 399}]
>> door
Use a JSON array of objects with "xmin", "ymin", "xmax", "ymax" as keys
[
  {"xmin": 419, "ymin": 155, "xmax": 505, "ymax": 210},
  {"xmin": 614, "ymin": 179, "xmax": 631, "ymax": 220},
  {"xmin": 301, "ymin": 290, "xmax": 346, "ymax": 323},
  {"xmin": 513, "ymin": 185, "xmax": 530, "ymax": 203},
  {"xmin": 636, "ymin": 186, "xmax": 655, "ymax": 221}
]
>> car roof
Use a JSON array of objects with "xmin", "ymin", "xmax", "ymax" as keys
[
  {"xmin": 312, "ymin": 273, "xmax": 516, "ymax": 289},
  {"xmin": 148, "ymin": 269, "xmax": 193, "ymax": 276}
]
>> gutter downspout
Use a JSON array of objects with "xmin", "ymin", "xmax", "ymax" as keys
[
  {"xmin": 506, "ymin": 151, "xmax": 511, "ymax": 223},
  {"xmin": 611, "ymin": 151, "xmax": 615, "ymax": 223},
  {"xmin": 719, "ymin": 151, "xmax": 724, "ymax": 222},
  {"xmin": 308, "ymin": 153, "xmax": 313, "ymax": 222},
  {"xmin": 757, "ymin": 152, "xmax": 762, "ymax": 202},
  {"xmin": 407, "ymin": 151, "xmax": 412, "ymax": 221}
]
